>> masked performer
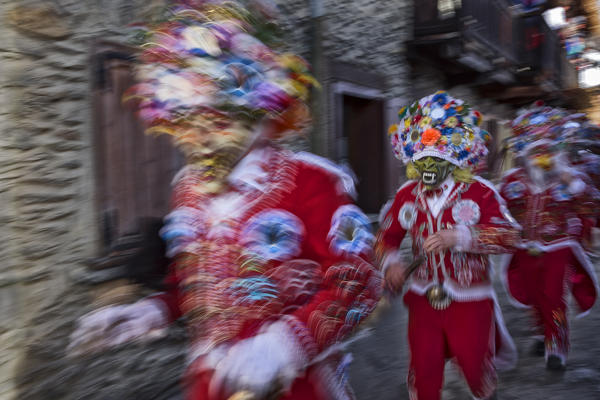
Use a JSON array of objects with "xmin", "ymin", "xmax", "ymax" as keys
[
  {"xmin": 499, "ymin": 104, "xmax": 599, "ymax": 370},
  {"xmin": 379, "ymin": 92, "xmax": 520, "ymax": 400},
  {"xmin": 567, "ymin": 121, "xmax": 600, "ymax": 236},
  {"xmin": 69, "ymin": 1, "xmax": 381, "ymax": 399}
]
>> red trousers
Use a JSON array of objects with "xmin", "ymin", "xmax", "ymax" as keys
[
  {"xmin": 509, "ymin": 248, "xmax": 570, "ymax": 360},
  {"xmin": 404, "ymin": 291, "xmax": 496, "ymax": 400}
]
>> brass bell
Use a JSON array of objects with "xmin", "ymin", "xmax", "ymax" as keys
[{"xmin": 426, "ymin": 285, "xmax": 452, "ymax": 310}]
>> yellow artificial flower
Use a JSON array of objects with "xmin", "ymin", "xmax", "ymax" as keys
[
  {"xmin": 445, "ymin": 116, "xmax": 458, "ymax": 128},
  {"xmin": 451, "ymin": 133, "xmax": 462, "ymax": 145},
  {"xmin": 419, "ymin": 116, "xmax": 432, "ymax": 128}
]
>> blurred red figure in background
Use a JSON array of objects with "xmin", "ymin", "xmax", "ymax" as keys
[
  {"xmin": 69, "ymin": 1, "xmax": 381, "ymax": 399},
  {"xmin": 500, "ymin": 104, "xmax": 599, "ymax": 370},
  {"xmin": 380, "ymin": 92, "xmax": 520, "ymax": 400}
]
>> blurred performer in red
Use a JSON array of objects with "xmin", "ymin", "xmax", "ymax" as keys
[
  {"xmin": 567, "ymin": 121, "xmax": 600, "ymax": 231},
  {"xmin": 499, "ymin": 105, "xmax": 599, "ymax": 370},
  {"xmin": 380, "ymin": 92, "xmax": 520, "ymax": 400},
  {"xmin": 69, "ymin": 1, "xmax": 381, "ymax": 399}
]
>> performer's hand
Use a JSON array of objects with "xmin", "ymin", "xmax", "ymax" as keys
[
  {"xmin": 384, "ymin": 261, "xmax": 407, "ymax": 294},
  {"xmin": 209, "ymin": 322, "xmax": 304, "ymax": 400},
  {"xmin": 423, "ymin": 229, "xmax": 458, "ymax": 253},
  {"xmin": 67, "ymin": 299, "xmax": 167, "ymax": 356}
]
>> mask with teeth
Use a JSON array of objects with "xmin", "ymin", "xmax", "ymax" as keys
[{"xmin": 413, "ymin": 156, "xmax": 455, "ymax": 189}]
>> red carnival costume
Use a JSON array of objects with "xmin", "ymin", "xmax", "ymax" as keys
[
  {"xmin": 567, "ymin": 122, "xmax": 600, "ymax": 228},
  {"xmin": 381, "ymin": 92, "xmax": 519, "ymax": 400},
  {"xmin": 155, "ymin": 146, "xmax": 380, "ymax": 399},
  {"xmin": 69, "ymin": 1, "xmax": 380, "ymax": 399},
  {"xmin": 499, "ymin": 104, "xmax": 599, "ymax": 368}
]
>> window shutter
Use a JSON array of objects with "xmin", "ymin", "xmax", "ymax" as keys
[{"xmin": 92, "ymin": 44, "xmax": 183, "ymax": 250}]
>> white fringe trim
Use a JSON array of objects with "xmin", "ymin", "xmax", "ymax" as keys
[{"xmin": 474, "ymin": 176, "xmax": 522, "ymax": 230}]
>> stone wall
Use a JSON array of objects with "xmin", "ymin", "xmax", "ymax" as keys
[
  {"xmin": 411, "ymin": 61, "xmax": 516, "ymax": 121},
  {"xmin": 319, "ymin": 0, "xmax": 411, "ymax": 99},
  {"xmin": 274, "ymin": 0, "xmax": 412, "ymax": 99},
  {"xmin": 0, "ymin": 1, "xmax": 165, "ymax": 398},
  {"xmin": 0, "ymin": 1, "xmax": 413, "ymax": 399},
  {"xmin": 278, "ymin": 0, "xmax": 412, "ymax": 197}
]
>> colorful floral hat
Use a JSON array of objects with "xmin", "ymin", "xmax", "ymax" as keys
[
  {"xmin": 559, "ymin": 119, "xmax": 600, "ymax": 152},
  {"xmin": 123, "ymin": 0, "xmax": 318, "ymax": 139},
  {"xmin": 508, "ymin": 101, "xmax": 572, "ymax": 155},
  {"xmin": 388, "ymin": 91, "xmax": 490, "ymax": 168}
]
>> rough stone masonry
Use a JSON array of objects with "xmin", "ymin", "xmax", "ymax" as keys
[{"xmin": 1, "ymin": 0, "xmax": 412, "ymax": 399}]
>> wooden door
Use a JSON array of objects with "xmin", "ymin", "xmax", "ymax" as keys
[
  {"xmin": 92, "ymin": 45, "xmax": 183, "ymax": 250},
  {"xmin": 342, "ymin": 95, "xmax": 386, "ymax": 214}
]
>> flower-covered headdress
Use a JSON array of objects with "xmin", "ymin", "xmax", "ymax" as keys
[
  {"xmin": 124, "ymin": 0, "xmax": 318, "ymax": 141},
  {"xmin": 123, "ymin": 0, "xmax": 319, "ymax": 193},
  {"xmin": 560, "ymin": 119, "xmax": 600, "ymax": 154},
  {"xmin": 508, "ymin": 101, "xmax": 571, "ymax": 156},
  {"xmin": 388, "ymin": 91, "xmax": 490, "ymax": 169}
]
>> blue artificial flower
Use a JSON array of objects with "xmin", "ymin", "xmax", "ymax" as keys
[
  {"xmin": 432, "ymin": 92, "xmax": 448, "ymax": 105},
  {"xmin": 442, "ymin": 127, "xmax": 454, "ymax": 136},
  {"xmin": 552, "ymin": 184, "xmax": 573, "ymax": 202},
  {"xmin": 530, "ymin": 115, "xmax": 547, "ymax": 125},
  {"xmin": 445, "ymin": 108, "xmax": 457, "ymax": 117},
  {"xmin": 328, "ymin": 205, "xmax": 375, "ymax": 257},
  {"xmin": 227, "ymin": 87, "xmax": 247, "ymax": 98},
  {"xmin": 457, "ymin": 150, "xmax": 470, "ymax": 160},
  {"xmin": 404, "ymin": 144, "xmax": 415, "ymax": 157},
  {"xmin": 240, "ymin": 210, "xmax": 305, "ymax": 261},
  {"xmin": 160, "ymin": 208, "xmax": 205, "ymax": 257},
  {"xmin": 223, "ymin": 56, "xmax": 261, "ymax": 67},
  {"xmin": 188, "ymin": 48, "xmax": 211, "ymax": 57},
  {"xmin": 515, "ymin": 142, "xmax": 526, "ymax": 152},
  {"xmin": 504, "ymin": 181, "xmax": 526, "ymax": 200}
]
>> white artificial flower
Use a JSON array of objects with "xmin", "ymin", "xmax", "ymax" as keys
[
  {"xmin": 155, "ymin": 73, "xmax": 215, "ymax": 108},
  {"xmin": 182, "ymin": 26, "xmax": 222, "ymax": 57}
]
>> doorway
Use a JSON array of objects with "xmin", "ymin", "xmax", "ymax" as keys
[{"xmin": 341, "ymin": 95, "xmax": 386, "ymax": 214}]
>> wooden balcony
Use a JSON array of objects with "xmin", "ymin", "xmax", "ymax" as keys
[
  {"xmin": 414, "ymin": 0, "xmax": 517, "ymax": 65},
  {"xmin": 514, "ymin": 14, "xmax": 578, "ymax": 91},
  {"xmin": 412, "ymin": 0, "xmax": 579, "ymax": 102}
]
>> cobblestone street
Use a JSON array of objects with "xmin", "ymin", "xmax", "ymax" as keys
[
  {"xmin": 14, "ymin": 254, "xmax": 600, "ymax": 400},
  {"xmin": 348, "ymin": 254, "xmax": 600, "ymax": 400},
  {"xmin": 6, "ymin": 0, "xmax": 600, "ymax": 399}
]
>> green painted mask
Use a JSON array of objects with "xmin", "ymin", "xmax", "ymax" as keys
[{"xmin": 413, "ymin": 156, "xmax": 455, "ymax": 188}]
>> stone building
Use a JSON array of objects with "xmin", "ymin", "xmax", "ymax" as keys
[
  {"xmin": 274, "ymin": 0, "xmax": 412, "ymax": 214},
  {"xmin": 0, "ymin": 1, "xmax": 412, "ymax": 399},
  {"xmin": 0, "ymin": 0, "xmax": 590, "ymax": 399}
]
